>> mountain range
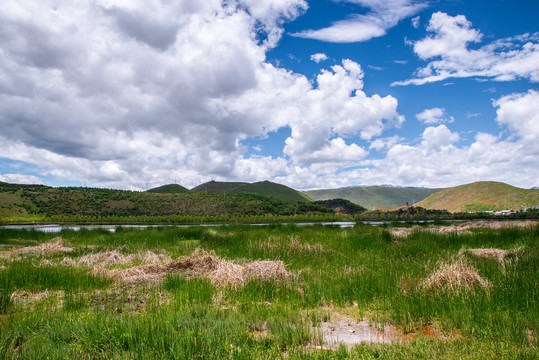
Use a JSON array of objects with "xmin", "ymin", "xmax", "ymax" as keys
[
  {"xmin": 305, "ymin": 186, "xmax": 443, "ymax": 211},
  {"xmin": 1, "ymin": 179, "xmax": 538, "ymax": 220}
]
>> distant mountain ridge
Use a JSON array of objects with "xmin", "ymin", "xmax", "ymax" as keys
[
  {"xmin": 305, "ymin": 186, "xmax": 443, "ymax": 210},
  {"xmin": 417, "ymin": 181, "xmax": 539, "ymax": 212},
  {"xmin": 192, "ymin": 180, "xmax": 312, "ymax": 204},
  {"xmin": 2, "ymin": 179, "xmax": 536, "ymax": 218}
]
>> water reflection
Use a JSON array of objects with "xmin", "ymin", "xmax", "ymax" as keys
[{"xmin": 0, "ymin": 221, "xmax": 358, "ymax": 233}]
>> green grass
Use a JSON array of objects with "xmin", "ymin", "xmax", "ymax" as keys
[
  {"xmin": 0, "ymin": 223, "xmax": 537, "ymax": 358},
  {"xmin": 0, "ymin": 262, "xmax": 110, "ymax": 293}
]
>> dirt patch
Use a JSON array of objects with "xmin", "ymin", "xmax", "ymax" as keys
[
  {"xmin": 422, "ymin": 257, "xmax": 490, "ymax": 293},
  {"xmin": 109, "ymin": 248, "xmax": 293, "ymax": 287}
]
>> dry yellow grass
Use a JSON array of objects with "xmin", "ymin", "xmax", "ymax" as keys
[
  {"xmin": 10, "ymin": 289, "xmax": 64, "ymax": 305},
  {"xmin": 166, "ymin": 248, "xmax": 221, "ymax": 275},
  {"xmin": 0, "ymin": 241, "xmax": 293, "ymax": 288},
  {"xmin": 108, "ymin": 264, "xmax": 168, "ymax": 284},
  {"xmin": 78, "ymin": 250, "xmax": 171, "ymax": 268},
  {"xmin": 433, "ymin": 220, "xmax": 536, "ymax": 234},
  {"xmin": 249, "ymin": 235, "xmax": 330, "ymax": 254},
  {"xmin": 0, "ymin": 237, "xmax": 73, "ymax": 259},
  {"xmin": 461, "ymin": 247, "xmax": 524, "ymax": 263},
  {"xmin": 288, "ymin": 236, "xmax": 329, "ymax": 253},
  {"xmin": 108, "ymin": 248, "xmax": 293, "ymax": 288},
  {"xmin": 210, "ymin": 261, "xmax": 245, "ymax": 288},
  {"xmin": 422, "ymin": 257, "xmax": 490, "ymax": 293},
  {"xmin": 389, "ymin": 227, "xmax": 421, "ymax": 238}
]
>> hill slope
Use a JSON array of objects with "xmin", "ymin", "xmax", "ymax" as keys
[
  {"xmin": 192, "ymin": 180, "xmax": 311, "ymax": 203},
  {"xmin": 417, "ymin": 181, "xmax": 539, "ymax": 212},
  {"xmin": 147, "ymin": 184, "xmax": 190, "ymax": 194},
  {"xmin": 191, "ymin": 181, "xmax": 248, "ymax": 193},
  {"xmin": 305, "ymin": 186, "xmax": 442, "ymax": 210},
  {"xmin": 0, "ymin": 182, "xmax": 319, "ymax": 220}
]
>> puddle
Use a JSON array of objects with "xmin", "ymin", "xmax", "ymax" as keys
[
  {"xmin": 313, "ymin": 313, "xmax": 461, "ymax": 349},
  {"xmin": 319, "ymin": 320, "xmax": 393, "ymax": 345}
]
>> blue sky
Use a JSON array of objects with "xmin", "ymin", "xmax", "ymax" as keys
[{"xmin": 1, "ymin": 0, "xmax": 538, "ymax": 190}]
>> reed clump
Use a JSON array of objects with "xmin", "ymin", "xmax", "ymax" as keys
[
  {"xmin": 460, "ymin": 247, "xmax": 524, "ymax": 263},
  {"xmin": 77, "ymin": 250, "xmax": 171, "ymax": 268},
  {"xmin": 108, "ymin": 248, "xmax": 293, "ymax": 288},
  {"xmin": 288, "ymin": 236, "xmax": 330, "ymax": 253},
  {"xmin": 422, "ymin": 257, "xmax": 490, "ymax": 293},
  {"xmin": 0, "ymin": 237, "xmax": 73, "ymax": 259}
]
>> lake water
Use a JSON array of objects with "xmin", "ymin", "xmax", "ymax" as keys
[
  {"xmin": 0, "ymin": 221, "xmax": 359, "ymax": 233},
  {"xmin": 0, "ymin": 220, "xmax": 452, "ymax": 233}
]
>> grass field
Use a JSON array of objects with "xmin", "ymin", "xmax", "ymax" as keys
[{"xmin": 0, "ymin": 222, "xmax": 537, "ymax": 359}]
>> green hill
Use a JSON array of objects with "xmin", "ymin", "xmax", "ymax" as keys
[
  {"xmin": 147, "ymin": 184, "xmax": 190, "ymax": 194},
  {"xmin": 192, "ymin": 180, "xmax": 312, "ymax": 204},
  {"xmin": 305, "ymin": 186, "xmax": 442, "ymax": 210},
  {"xmin": 0, "ymin": 182, "xmax": 320, "ymax": 221},
  {"xmin": 417, "ymin": 181, "xmax": 539, "ymax": 212},
  {"xmin": 312, "ymin": 199, "xmax": 366, "ymax": 215},
  {"xmin": 192, "ymin": 181, "xmax": 248, "ymax": 193}
]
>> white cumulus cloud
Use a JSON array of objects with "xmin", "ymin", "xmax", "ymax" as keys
[
  {"xmin": 292, "ymin": 0, "xmax": 426, "ymax": 43},
  {"xmin": 0, "ymin": 0, "xmax": 405, "ymax": 190},
  {"xmin": 393, "ymin": 12, "xmax": 539, "ymax": 86},
  {"xmin": 493, "ymin": 90, "xmax": 539, "ymax": 145},
  {"xmin": 416, "ymin": 107, "xmax": 454, "ymax": 124},
  {"xmin": 281, "ymin": 59, "xmax": 404, "ymax": 166},
  {"xmin": 0, "ymin": 174, "xmax": 43, "ymax": 185},
  {"xmin": 310, "ymin": 53, "xmax": 328, "ymax": 63},
  {"xmin": 411, "ymin": 15, "xmax": 420, "ymax": 29},
  {"xmin": 330, "ymin": 90, "xmax": 539, "ymax": 189}
]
